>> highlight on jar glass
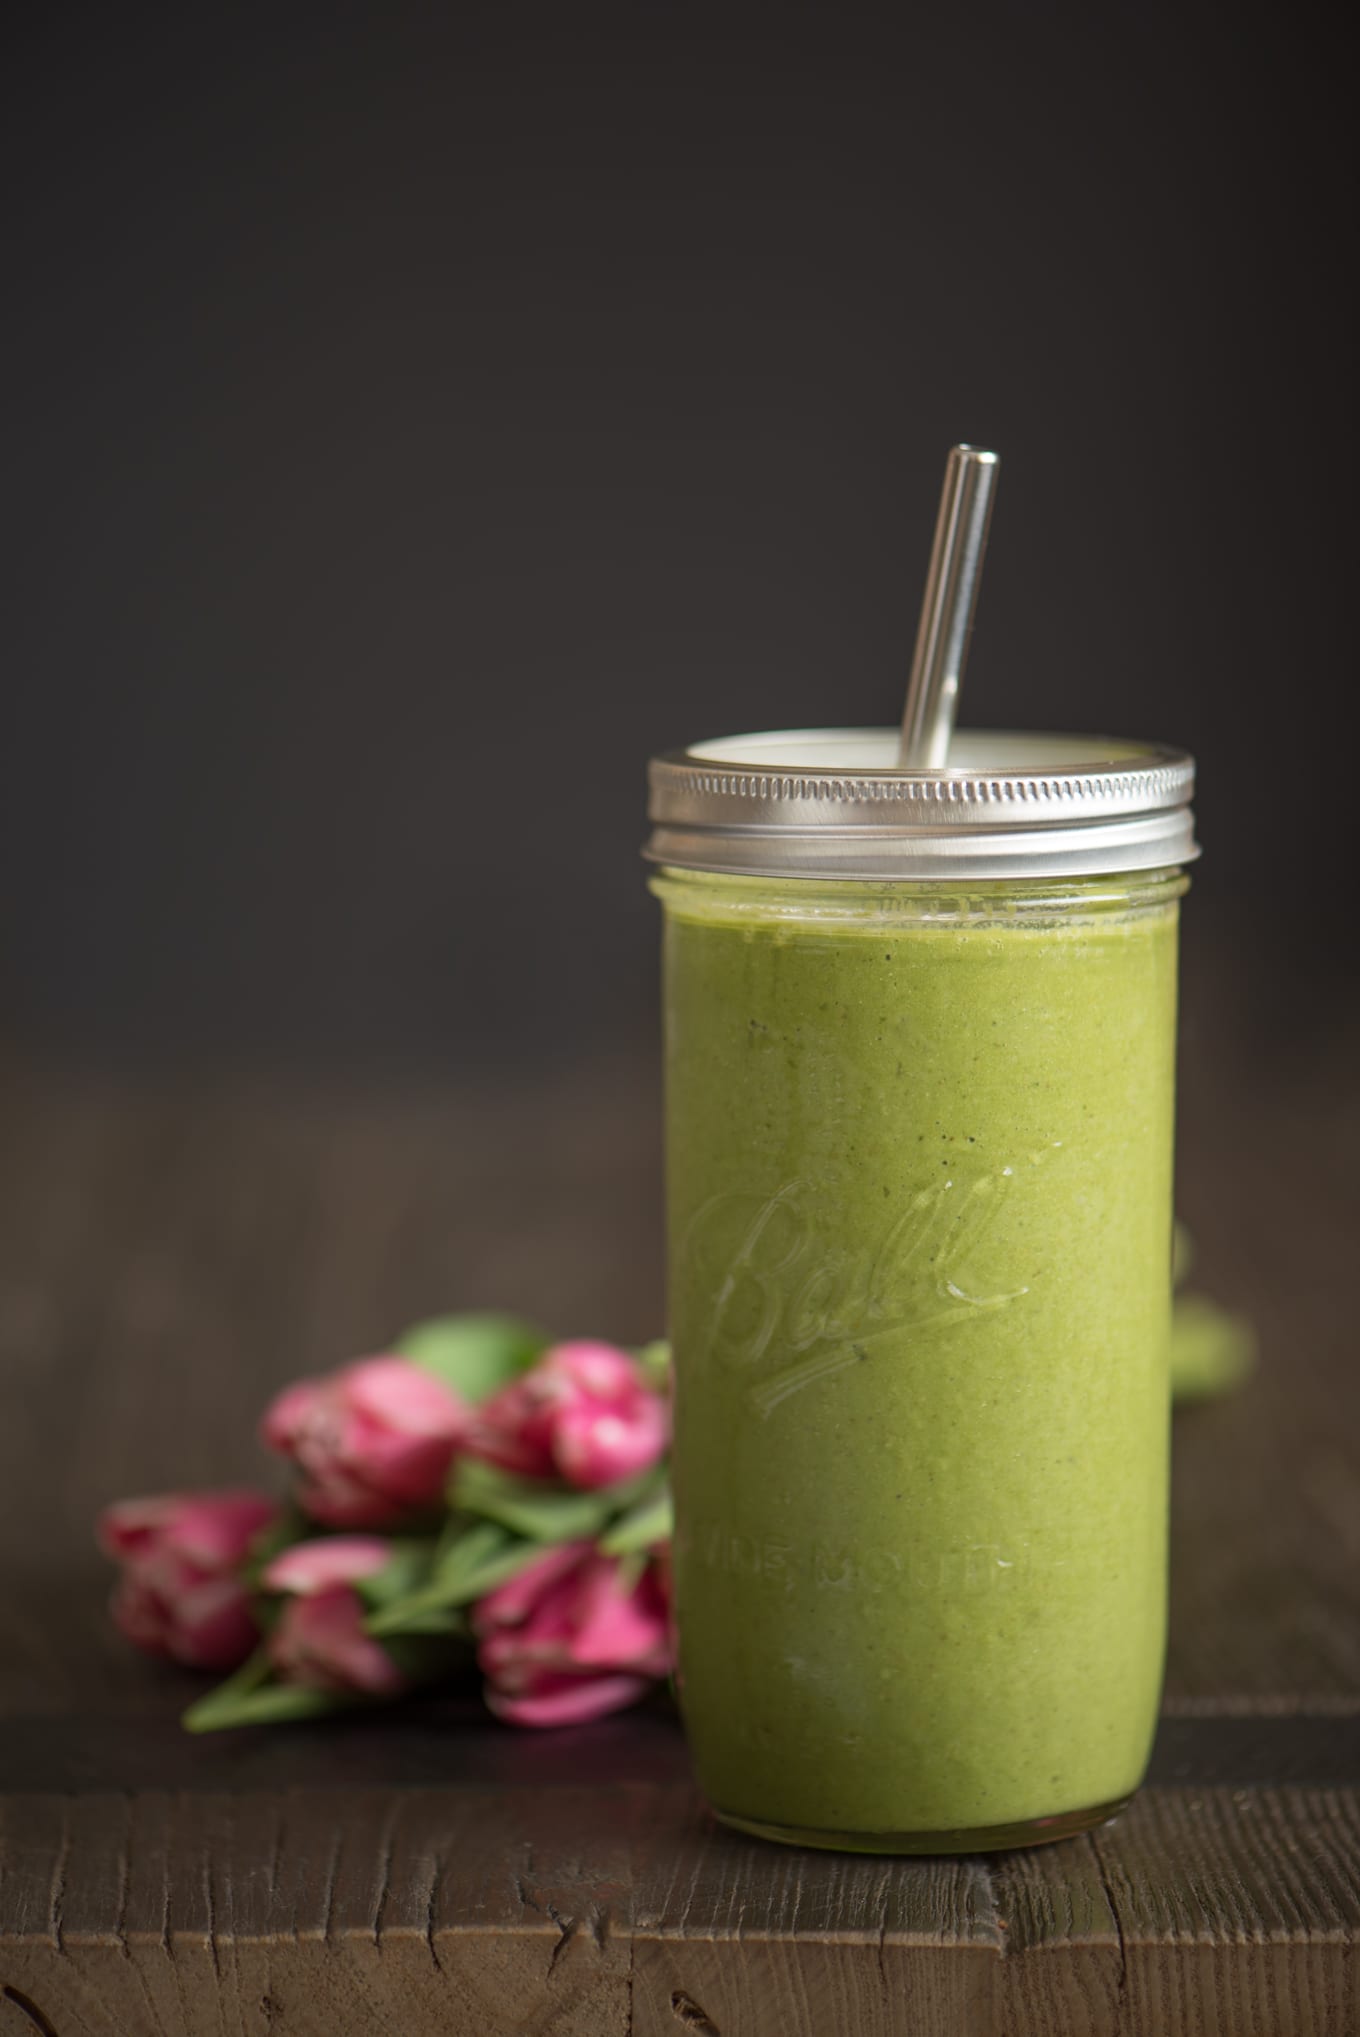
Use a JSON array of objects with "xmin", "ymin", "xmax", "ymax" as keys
[{"xmin": 644, "ymin": 447, "xmax": 1199, "ymax": 1854}]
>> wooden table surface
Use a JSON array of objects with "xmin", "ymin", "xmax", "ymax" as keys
[{"xmin": 2, "ymin": 988, "xmax": 1358, "ymax": 2037}]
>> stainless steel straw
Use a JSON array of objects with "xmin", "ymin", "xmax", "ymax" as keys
[{"xmin": 899, "ymin": 445, "xmax": 1001, "ymax": 768}]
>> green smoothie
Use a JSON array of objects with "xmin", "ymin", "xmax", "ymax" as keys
[{"xmin": 656, "ymin": 870, "xmax": 1182, "ymax": 1848}]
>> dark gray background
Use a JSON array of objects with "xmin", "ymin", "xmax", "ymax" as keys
[{"xmin": 3, "ymin": 3, "xmax": 1352, "ymax": 1072}]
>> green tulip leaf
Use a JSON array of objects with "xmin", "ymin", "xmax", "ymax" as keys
[
  {"xmin": 393, "ymin": 1312, "xmax": 548, "ymax": 1403},
  {"xmin": 189, "ymin": 1643, "xmax": 271, "ymax": 1705},
  {"xmin": 611, "ymin": 1549, "xmax": 649, "ymax": 1596},
  {"xmin": 634, "ymin": 1339, "xmax": 672, "ymax": 1387},
  {"xmin": 366, "ymin": 1522, "xmax": 547, "ymax": 1634},
  {"xmin": 1170, "ymin": 1292, "xmax": 1256, "ymax": 1402},
  {"xmin": 371, "ymin": 1606, "xmax": 468, "ymax": 1637},
  {"xmin": 183, "ymin": 1654, "xmax": 358, "ymax": 1733},
  {"xmin": 433, "ymin": 1519, "xmax": 516, "ymax": 1598},
  {"xmin": 437, "ymin": 1537, "xmax": 543, "ymax": 1606},
  {"xmin": 599, "ymin": 1483, "xmax": 673, "ymax": 1556},
  {"xmin": 355, "ymin": 1537, "xmax": 438, "ymax": 1607},
  {"xmin": 449, "ymin": 1458, "xmax": 616, "ymax": 1542}
]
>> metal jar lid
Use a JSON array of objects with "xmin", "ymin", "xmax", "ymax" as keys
[{"xmin": 645, "ymin": 728, "xmax": 1198, "ymax": 881}]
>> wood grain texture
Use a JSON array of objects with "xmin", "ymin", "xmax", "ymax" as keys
[
  {"xmin": 4, "ymin": 1782, "xmax": 1358, "ymax": 2035},
  {"xmin": 1, "ymin": 1006, "xmax": 1358, "ymax": 2034}
]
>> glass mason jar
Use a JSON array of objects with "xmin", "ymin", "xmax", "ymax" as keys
[{"xmin": 646, "ymin": 729, "xmax": 1198, "ymax": 1853}]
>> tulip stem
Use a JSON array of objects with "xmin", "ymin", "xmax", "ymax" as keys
[
  {"xmin": 183, "ymin": 1681, "xmax": 356, "ymax": 1733},
  {"xmin": 181, "ymin": 1646, "xmax": 274, "ymax": 1733}
]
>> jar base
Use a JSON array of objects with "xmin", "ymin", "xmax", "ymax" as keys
[{"xmin": 713, "ymin": 1792, "xmax": 1134, "ymax": 1856}]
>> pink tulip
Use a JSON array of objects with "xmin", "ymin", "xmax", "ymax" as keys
[
  {"xmin": 261, "ymin": 1536, "xmax": 392, "ymax": 1596},
  {"xmin": 268, "ymin": 1589, "xmax": 406, "ymax": 1696},
  {"xmin": 263, "ymin": 1535, "xmax": 405, "ymax": 1695},
  {"xmin": 261, "ymin": 1355, "xmax": 468, "ymax": 1527},
  {"xmin": 462, "ymin": 1341, "xmax": 668, "ymax": 1491},
  {"xmin": 473, "ymin": 1541, "xmax": 671, "ymax": 1727},
  {"xmin": 97, "ymin": 1489, "xmax": 278, "ymax": 1671}
]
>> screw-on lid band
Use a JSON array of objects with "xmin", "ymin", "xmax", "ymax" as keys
[{"xmin": 645, "ymin": 729, "xmax": 1198, "ymax": 880}]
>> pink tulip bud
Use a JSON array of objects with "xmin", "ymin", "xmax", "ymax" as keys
[
  {"xmin": 484, "ymin": 1671, "xmax": 658, "ymax": 1729},
  {"xmin": 551, "ymin": 1392, "xmax": 668, "ymax": 1489},
  {"xmin": 473, "ymin": 1542, "xmax": 671, "ymax": 1728},
  {"xmin": 462, "ymin": 1341, "xmax": 669, "ymax": 1492},
  {"xmin": 267, "ymin": 1586, "xmax": 406, "ymax": 1696},
  {"xmin": 262, "ymin": 1537, "xmax": 406, "ymax": 1695},
  {"xmin": 96, "ymin": 1490, "xmax": 278, "ymax": 1671},
  {"xmin": 457, "ymin": 1373, "xmax": 557, "ymax": 1479},
  {"xmin": 473, "ymin": 1540, "xmax": 597, "ymax": 1628},
  {"xmin": 261, "ymin": 1536, "xmax": 392, "ymax": 1596},
  {"xmin": 261, "ymin": 1355, "xmax": 468, "ymax": 1527}
]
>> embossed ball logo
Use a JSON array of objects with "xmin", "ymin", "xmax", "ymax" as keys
[{"xmin": 679, "ymin": 1146, "xmax": 1062, "ymax": 1414}]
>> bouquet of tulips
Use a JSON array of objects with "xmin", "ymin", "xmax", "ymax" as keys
[
  {"xmin": 97, "ymin": 1317, "xmax": 674, "ymax": 1731},
  {"xmin": 98, "ymin": 1246, "xmax": 1252, "ymax": 1734}
]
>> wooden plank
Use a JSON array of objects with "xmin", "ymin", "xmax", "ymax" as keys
[
  {"xmin": 1091, "ymin": 1787, "xmax": 1360, "ymax": 2037},
  {"xmin": 0, "ymin": 1697, "xmax": 690, "ymax": 1798},
  {"xmin": 1147, "ymin": 1712, "xmax": 1360, "ymax": 1788},
  {"xmin": 990, "ymin": 1835, "xmax": 1125, "ymax": 2037},
  {"xmin": 986, "ymin": 1786, "xmax": 1360, "ymax": 2037},
  {"xmin": 4, "ymin": 1785, "xmax": 1360, "ymax": 2034},
  {"xmin": 628, "ymin": 1783, "xmax": 1002, "ymax": 2036},
  {"xmin": 0, "ymin": 1787, "xmax": 643, "ymax": 2037},
  {"xmin": 4, "ymin": 1700, "xmax": 1356, "ymax": 1802},
  {"xmin": 430, "ymin": 1787, "xmax": 638, "ymax": 2037}
]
